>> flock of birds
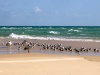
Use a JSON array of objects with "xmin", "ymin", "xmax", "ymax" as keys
[{"xmin": 4, "ymin": 40, "xmax": 100, "ymax": 54}]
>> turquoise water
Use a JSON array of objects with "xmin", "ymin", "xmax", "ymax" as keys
[{"xmin": 0, "ymin": 26, "xmax": 100, "ymax": 42}]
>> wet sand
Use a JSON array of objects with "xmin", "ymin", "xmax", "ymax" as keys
[
  {"xmin": 0, "ymin": 38, "xmax": 100, "ymax": 55},
  {"xmin": 0, "ymin": 39, "xmax": 100, "ymax": 75}
]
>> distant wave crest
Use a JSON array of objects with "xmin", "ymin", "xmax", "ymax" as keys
[
  {"xmin": 7, "ymin": 33, "xmax": 100, "ymax": 42},
  {"xmin": 68, "ymin": 29, "xmax": 81, "ymax": 32},
  {"xmin": 1, "ymin": 27, "xmax": 32, "ymax": 29},
  {"xmin": 8, "ymin": 33, "xmax": 34, "ymax": 39},
  {"xmin": 48, "ymin": 31, "xmax": 60, "ymax": 34}
]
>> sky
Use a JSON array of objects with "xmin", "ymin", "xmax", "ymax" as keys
[{"xmin": 0, "ymin": 0, "xmax": 100, "ymax": 26}]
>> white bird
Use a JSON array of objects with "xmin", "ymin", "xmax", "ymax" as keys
[{"xmin": 6, "ymin": 41, "xmax": 12, "ymax": 47}]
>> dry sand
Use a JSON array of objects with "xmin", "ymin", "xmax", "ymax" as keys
[
  {"xmin": 0, "ymin": 39, "xmax": 100, "ymax": 75},
  {"xmin": 0, "ymin": 53, "xmax": 100, "ymax": 75}
]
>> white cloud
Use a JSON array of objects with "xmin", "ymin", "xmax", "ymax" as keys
[{"xmin": 33, "ymin": 6, "xmax": 42, "ymax": 13}]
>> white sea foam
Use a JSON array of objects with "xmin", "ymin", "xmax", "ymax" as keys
[
  {"xmin": 1, "ymin": 27, "xmax": 7, "ymax": 29},
  {"xmin": 1, "ymin": 27, "xmax": 32, "ymax": 29},
  {"xmin": 7, "ymin": 33, "xmax": 100, "ymax": 42},
  {"xmin": 1, "ymin": 27, "xmax": 14, "ymax": 29},
  {"xmin": 23, "ymin": 27, "xmax": 32, "ymax": 29},
  {"xmin": 68, "ymin": 29, "xmax": 81, "ymax": 32},
  {"xmin": 73, "ymin": 30, "xmax": 81, "ymax": 32},
  {"xmin": 68, "ymin": 29, "xmax": 73, "ymax": 32},
  {"xmin": 8, "ymin": 33, "xmax": 34, "ymax": 39},
  {"xmin": 1, "ymin": 27, "xmax": 20, "ymax": 29},
  {"xmin": 48, "ymin": 31, "xmax": 60, "ymax": 34},
  {"xmin": 25, "ymin": 30, "xmax": 34, "ymax": 31}
]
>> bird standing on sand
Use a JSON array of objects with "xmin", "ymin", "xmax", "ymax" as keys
[
  {"xmin": 22, "ymin": 40, "xmax": 28, "ymax": 46},
  {"xmin": 6, "ymin": 41, "xmax": 12, "ymax": 47},
  {"xmin": 18, "ymin": 46, "xmax": 21, "ymax": 53},
  {"xmin": 24, "ymin": 44, "xmax": 34, "ymax": 53}
]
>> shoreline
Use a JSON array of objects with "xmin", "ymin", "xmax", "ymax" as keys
[
  {"xmin": 0, "ymin": 38, "xmax": 100, "ymax": 62},
  {"xmin": 1, "ymin": 37, "xmax": 100, "ymax": 42},
  {"xmin": 0, "ymin": 39, "xmax": 100, "ymax": 75},
  {"xmin": 0, "ymin": 52, "xmax": 100, "ymax": 62},
  {"xmin": 0, "ymin": 38, "xmax": 100, "ymax": 55}
]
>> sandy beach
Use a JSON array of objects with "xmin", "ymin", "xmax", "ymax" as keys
[
  {"xmin": 0, "ymin": 53, "xmax": 100, "ymax": 75},
  {"xmin": 0, "ymin": 39, "xmax": 100, "ymax": 75}
]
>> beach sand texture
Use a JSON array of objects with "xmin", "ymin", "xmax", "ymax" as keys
[
  {"xmin": 0, "ymin": 53, "xmax": 100, "ymax": 75},
  {"xmin": 0, "ymin": 39, "xmax": 100, "ymax": 75}
]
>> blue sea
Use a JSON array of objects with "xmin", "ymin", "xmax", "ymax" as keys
[{"xmin": 0, "ymin": 26, "xmax": 100, "ymax": 42}]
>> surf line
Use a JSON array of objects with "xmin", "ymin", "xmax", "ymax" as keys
[{"xmin": 0, "ymin": 58, "xmax": 83, "ymax": 63}]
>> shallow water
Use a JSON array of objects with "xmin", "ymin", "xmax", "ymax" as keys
[{"xmin": 0, "ymin": 46, "xmax": 100, "ymax": 56}]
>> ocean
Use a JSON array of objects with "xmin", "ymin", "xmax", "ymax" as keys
[{"xmin": 0, "ymin": 26, "xmax": 100, "ymax": 42}]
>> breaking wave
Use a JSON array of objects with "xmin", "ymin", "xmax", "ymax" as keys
[
  {"xmin": 68, "ymin": 29, "xmax": 81, "ymax": 32},
  {"xmin": 7, "ymin": 33, "xmax": 100, "ymax": 42},
  {"xmin": 48, "ymin": 31, "xmax": 60, "ymax": 34}
]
